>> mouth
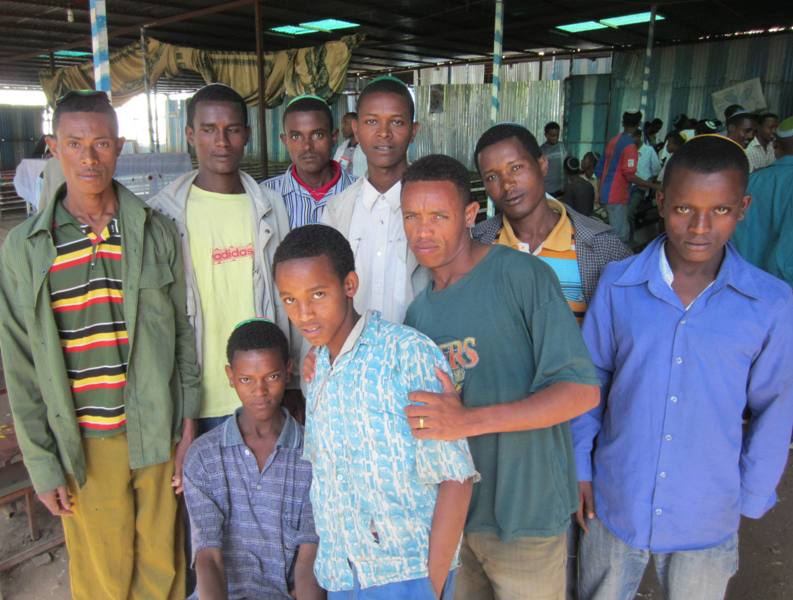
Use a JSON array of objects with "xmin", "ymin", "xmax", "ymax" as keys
[
  {"xmin": 501, "ymin": 193, "xmax": 525, "ymax": 207},
  {"xmin": 372, "ymin": 145, "xmax": 395, "ymax": 153},
  {"xmin": 299, "ymin": 154, "xmax": 320, "ymax": 162},
  {"xmin": 412, "ymin": 243, "xmax": 439, "ymax": 254},
  {"xmin": 300, "ymin": 324, "xmax": 322, "ymax": 338},
  {"xmin": 683, "ymin": 240, "xmax": 713, "ymax": 251},
  {"xmin": 79, "ymin": 170, "xmax": 102, "ymax": 178}
]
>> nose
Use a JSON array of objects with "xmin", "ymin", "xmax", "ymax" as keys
[
  {"xmin": 297, "ymin": 300, "xmax": 314, "ymax": 323},
  {"xmin": 215, "ymin": 128, "xmax": 230, "ymax": 147},
  {"xmin": 689, "ymin": 210, "xmax": 711, "ymax": 234},
  {"xmin": 376, "ymin": 121, "xmax": 391, "ymax": 139},
  {"xmin": 80, "ymin": 144, "xmax": 99, "ymax": 164}
]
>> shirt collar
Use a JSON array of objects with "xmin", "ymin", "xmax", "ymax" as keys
[
  {"xmin": 316, "ymin": 310, "xmax": 382, "ymax": 367},
  {"xmin": 290, "ymin": 161, "xmax": 343, "ymax": 202},
  {"xmin": 361, "ymin": 178, "xmax": 402, "ymax": 212},
  {"xmin": 616, "ymin": 235, "xmax": 760, "ymax": 301},
  {"xmin": 221, "ymin": 406, "xmax": 301, "ymax": 450},
  {"xmin": 497, "ymin": 195, "xmax": 571, "ymax": 254}
]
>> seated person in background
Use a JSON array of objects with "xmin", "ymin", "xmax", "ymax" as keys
[
  {"xmin": 562, "ymin": 156, "xmax": 595, "ymax": 217},
  {"xmin": 333, "ymin": 111, "xmax": 367, "ymax": 177},
  {"xmin": 184, "ymin": 319, "xmax": 322, "ymax": 600},
  {"xmin": 541, "ymin": 121, "xmax": 568, "ymax": 197},
  {"xmin": 581, "ymin": 151, "xmax": 601, "ymax": 205},
  {"xmin": 262, "ymin": 95, "xmax": 356, "ymax": 230}
]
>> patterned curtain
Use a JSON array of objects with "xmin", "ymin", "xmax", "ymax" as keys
[{"xmin": 40, "ymin": 34, "xmax": 363, "ymax": 108}]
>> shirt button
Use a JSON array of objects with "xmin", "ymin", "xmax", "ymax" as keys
[
  {"xmin": 680, "ymin": 319, "xmax": 687, "ymax": 325},
  {"xmin": 665, "ymin": 434, "xmax": 673, "ymax": 442},
  {"xmin": 670, "ymin": 395, "xmax": 678, "ymax": 403},
  {"xmin": 244, "ymin": 450, "xmax": 250, "ymax": 456},
  {"xmin": 376, "ymin": 251, "xmax": 382, "ymax": 256},
  {"xmin": 655, "ymin": 508, "xmax": 663, "ymax": 516},
  {"xmin": 336, "ymin": 474, "xmax": 343, "ymax": 481},
  {"xmin": 675, "ymin": 356, "xmax": 683, "ymax": 365},
  {"xmin": 659, "ymin": 472, "xmax": 667, "ymax": 478},
  {"xmin": 256, "ymin": 484, "xmax": 262, "ymax": 490}
]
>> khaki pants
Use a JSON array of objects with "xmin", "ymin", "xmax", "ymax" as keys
[
  {"xmin": 64, "ymin": 434, "xmax": 185, "ymax": 600},
  {"xmin": 455, "ymin": 531, "xmax": 567, "ymax": 600}
]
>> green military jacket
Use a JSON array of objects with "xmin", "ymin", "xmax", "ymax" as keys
[{"xmin": 0, "ymin": 182, "xmax": 201, "ymax": 493}]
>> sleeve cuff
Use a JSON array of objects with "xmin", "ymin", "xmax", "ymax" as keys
[
  {"xmin": 27, "ymin": 456, "xmax": 67, "ymax": 495},
  {"xmin": 295, "ymin": 532, "xmax": 320, "ymax": 546},
  {"xmin": 575, "ymin": 452, "xmax": 593, "ymax": 481},
  {"xmin": 182, "ymin": 386, "xmax": 201, "ymax": 420},
  {"xmin": 740, "ymin": 486, "xmax": 776, "ymax": 519}
]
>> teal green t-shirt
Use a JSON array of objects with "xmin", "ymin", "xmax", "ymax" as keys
[{"xmin": 405, "ymin": 245, "xmax": 599, "ymax": 541}]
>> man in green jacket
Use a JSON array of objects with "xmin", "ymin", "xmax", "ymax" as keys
[{"xmin": 0, "ymin": 91, "xmax": 200, "ymax": 600}]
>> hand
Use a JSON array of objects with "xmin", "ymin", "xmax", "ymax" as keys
[
  {"xmin": 172, "ymin": 418, "xmax": 196, "ymax": 495},
  {"xmin": 302, "ymin": 347, "xmax": 317, "ymax": 383},
  {"xmin": 428, "ymin": 566, "xmax": 446, "ymax": 599},
  {"xmin": 282, "ymin": 389, "xmax": 306, "ymax": 425},
  {"xmin": 576, "ymin": 481, "xmax": 596, "ymax": 533},
  {"xmin": 405, "ymin": 367, "xmax": 468, "ymax": 441},
  {"xmin": 38, "ymin": 485, "xmax": 73, "ymax": 516}
]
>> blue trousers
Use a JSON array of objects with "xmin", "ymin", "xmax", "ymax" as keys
[
  {"xmin": 329, "ymin": 568, "xmax": 457, "ymax": 600},
  {"xmin": 578, "ymin": 517, "xmax": 738, "ymax": 600}
]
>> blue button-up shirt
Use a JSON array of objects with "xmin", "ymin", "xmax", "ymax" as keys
[
  {"xmin": 261, "ymin": 162, "xmax": 356, "ymax": 230},
  {"xmin": 572, "ymin": 236, "xmax": 793, "ymax": 552},
  {"xmin": 184, "ymin": 408, "xmax": 317, "ymax": 599},
  {"xmin": 306, "ymin": 311, "xmax": 478, "ymax": 591}
]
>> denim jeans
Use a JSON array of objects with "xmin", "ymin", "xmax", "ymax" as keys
[
  {"xmin": 605, "ymin": 203, "xmax": 630, "ymax": 243},
  {"xmin": 328, "ymin": 566, "xmax": 457, "ymax": 600},
  {"xmin": 578, "ymin": 517, "xmax": 739, "ymax": 600}
]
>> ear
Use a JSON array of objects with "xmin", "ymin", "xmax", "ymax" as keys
[
  {"xmin": 331, "ymin": 128, "xmax": 339, "ymax": 146},
  {"xmin": 115, "ymin": 137, "xmax": 125, "ymax": 157},
  {"xmin": 243, "ymin": 125, "xmax": 251, "ymax": 146},
  {"xmin": 343, "ymin": 271, "xmax": 359, "ymax": 299},
  {"xmin": 284, "ymin": 359, "xmax": 294, "ymax": 384},
  {"xmin": 45, "ymin": 135, "xmax": 59, "ymax": 159},
  {"xmin": 224, "ymin": 364, "xmax": 234, "ymax": 387},
  {"xmin": 464, "ymin": 200, "xmax": 480, "ymax": 228},
  {"xmin": 409, "ymin": 122, "xmax": 421, "ymax": 144},
  {"xmin": 538, "ymin": 155, "xmax": 549, "ymax": 177},
  {"xmin": 279, "ymin": 132, "xmax": 287, "ymax": 146},
  {"xmin": 351, "ymin": 118, "xmax": 359, "ymax": 139},
  {"xmin": 185, "ymin": 125, "xmax": 195, "ymax": 148},
  {"xmin": 737, "ymin": 194, "xmax": 752, "ymax": 219},
  {"xmin": 656, "ymin": 190, "xmax": 666, "ymax": 215}
]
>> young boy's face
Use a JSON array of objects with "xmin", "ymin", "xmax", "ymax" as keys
[
  {"xmin": 477, "ymin": 136, "xmax": 549, "ymax": 224},
  {"xmin": 186, "ymin": 101, "xmax": 249, "ymax": 176},
  {"xmin": 402, "ymin": 180, "xmax": 479, "ymax": 271},
  {"xmin": 352, "ymin": 92, "xmax": 418, "ymax": 170},
  {"xmin": 225, "ymin": 349, "xmax": 290, "ymax": 423},
  {"xmin": 657, "ymin": 167, "xmax": 751, "ymax": 268},
  {"xmin": 275, "ymin": 254, "xmax": 358, "ymax": 350},
  {"xmin": 280, "ymin": 110, "xmax": 337, "ymax": 178}
]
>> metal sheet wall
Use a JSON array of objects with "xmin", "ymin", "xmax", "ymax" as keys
[
  {"xmin": 607, "ymin": 33, "xmax": 793, "ymax": 138},
  {"xmin": 412, "ymin": 81, "xmax": 563, "ymax": 169},
  {"xmin": 0, "ymin": 105, "xmax": 43, "ymax": 171}
]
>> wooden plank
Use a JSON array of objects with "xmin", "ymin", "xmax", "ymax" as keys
[{"xmin": 0, "ymin": 535, "xmax": 64, "ymax": 572}]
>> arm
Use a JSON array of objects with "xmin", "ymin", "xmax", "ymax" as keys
[
  {"xmin": 428, "ymin": 479, "xmax": 473, "ymax": 598},
  {"xmin": 292, "ymin": 543, "xmax": 324, "ymax": 600},
  {"xmin": 195, "ymin": 548, "xmax": 228, "ymax": 600},
  {"xmin": 0, "ymin": 243, "xmax": 67, "ymax": 498},
  {"xmin": 631, "ymin": 174, "xmax": 661, "ymax": 192},
  {"xmin": 739, "ymin": 297, "xmax": 793, "ymax": 518}
]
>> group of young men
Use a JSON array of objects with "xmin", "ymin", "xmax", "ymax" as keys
[{"xmin": 0, "ymin": 76, "xmax": 791, "ymax": 600}]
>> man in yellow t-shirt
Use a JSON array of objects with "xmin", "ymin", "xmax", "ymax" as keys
[{"xmin": 150, "ymin": 84, "xmax": 292, "ymax": 433}]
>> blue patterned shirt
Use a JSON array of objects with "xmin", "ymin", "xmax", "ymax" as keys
[
  {"xmin": 261, "ymin": 162, "xmax": 356, "ymax": 230},
  {"xmin": 305, "ymin": 311, "xmax": 478, "ymax": 591},
  {"xmin": 184, "ymin": 408, "xmax": 317, "ymax": 599}
]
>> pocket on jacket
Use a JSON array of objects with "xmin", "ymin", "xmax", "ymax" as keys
[{"xmin": 139, "ymin": 263, "xmax": 175, "ymax": 319}]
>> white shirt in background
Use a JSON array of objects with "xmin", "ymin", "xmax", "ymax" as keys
[{"xmin": 746, "ymin": 137, "xmax": 776, "ymax": 172}]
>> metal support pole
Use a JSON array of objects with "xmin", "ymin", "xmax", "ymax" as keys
[
  {"xmin": 140, "ymin": 28, "xmax": 155, "ymax": 151},
  {"xmin": 153, "ymin": 82, "xmax": 161, "ymax": 152},
  {"xmin": 254, "ymin": 0, "xmax": 269, "ymax": 179},
  {"xmin": 488, "ymin": 0, "xmax": 504, "ymax": 217},
  {"xmin": 639, "ymin": 5, "xmax": 657, "ymax": 118},
  {"xmin": 89, "ymin": 0, "xmax": 111, "ymax": 99}
]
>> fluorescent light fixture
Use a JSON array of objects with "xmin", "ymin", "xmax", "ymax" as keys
[
  {"xmin": 299, "ymin": 19, "xmax": 360, "ymax": 32},
  {"xmin": 271, "ymin": 25, "xmax": 314, "ymax": 35},
  {"xmin": 557, "ymin": 21, "xmax": 608, "ymax": 33},
  {"xmin": 600, "ymin": 12, "xmax": 665, "ymax": 27},
  {"xmin": 271, "ymin": 19, "xmax": 360, "ymax": 35},
  {"xmin": 557, "ymin": 12, "xmax": 665, "ymax": 33}
]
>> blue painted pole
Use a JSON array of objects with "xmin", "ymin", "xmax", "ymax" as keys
[
  {"xmin": 89, "ymin": 0, "xmax": 111, "ymax": 98},
  {"xmin": 488, "ymin": 0, "xmax": 504, "ymax": 217},
  {"xmin": 639, "ymin": 5, "xmax": 657, "ymax": 118}
]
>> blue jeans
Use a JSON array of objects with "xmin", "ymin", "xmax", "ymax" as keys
[
  {"xmin": 578, "ymin": 517, "xmax": 738, "ymax": 600},
  {"xmin": 605, "ymin": 203, "xmax": 630, "ymax": 243},
  {"xmin": 197, "ymin": 414, "xmax": 230, "ymax": 436},
  {"xmin": 329, "ymin": 567, "xmax": 457, "ymax": 600}
]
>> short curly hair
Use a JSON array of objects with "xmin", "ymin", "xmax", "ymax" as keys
[
  {"xmin": 273, "ymin": 224, "xmax": 355, "ymax": 283},
  {"xmin": 226, "ymin": 319, "xmax": 289, "ymax": 365}
]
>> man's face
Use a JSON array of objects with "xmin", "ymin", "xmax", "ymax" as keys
[
  {"xmin": 658, "ymin": 167, "xmax": 750, "ymax": 268},
  {"xmin": 757, "ymin": 117, "xmax": 779, "ymax": 144},
  {"xmin": 280, "ymin": 110, "xmax": 337, "ymax": 178},
  {"xmin": 225, "ymin": 349, "xmax": 290, "ymax": 424},
  {"xmin": 727, "ymin": 117, "xmax": 756, "ymax": 148},
  {"xmin": 581, "ymin": 154, "xmax": 595, "ymax": 175},
  {"xmin": 401, "ymin": 180, "xmax": 479, "ymax": 271},
  {"xmin": 477, "ymin": 137, "xmax": 548, "ymax": 224},
  {"xmin": 46, "ymin": 111, "xmax": 123, "ymax": 197},
  {"xmin": 186, "ymin": 101, "xmax": 249, "ymax": 176},
  {"xmin": 544, "ymin": 128, "xmax": 560, "ymax": 145},
  {"xmin": 276, "ymin": 254, "xmax": 357, "ymax": 351},
  {"xmin": 341, "ymin": 115, "xmax": 355, "ymax": 140},
  {"xmin": 352, "ymin": 92, "xmax": 419, "ymax": 170}
]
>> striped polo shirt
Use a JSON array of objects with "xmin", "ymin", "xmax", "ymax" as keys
[
  {"xmin": 497, "ymin": 198, "xmax": 587, "ymax": 322},
  {"xmin": 50, "ymin": 200, "xmax": 129, "ymax": 436}
]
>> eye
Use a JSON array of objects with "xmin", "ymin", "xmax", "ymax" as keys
[
  {"xmin": 289, "ymin": 133, "xmax": 301, "ymax": 141},
  {"xmin": 239, "ymin": 376, "xmax": 250, "ymax": 384},
  {"xmin": 364, "ymin": 118, "xmax": 377, "ymax": 126},
  {"xmin": 484, "ymin": 174, "xmax": 497, "ymax": 183},
  {"xmin": 403, "ymin": 213, "xmax": 415, "ymax": 221},
  {"xmin": 391, "ymin": 119, "xmax": 405, "ymax": 127},
  {"xmin": 432, "ymin": 214, "xmax": 447, "ymax": 221},
  {"xmin": 313, "ymin": 132, "xmax": 325, "ymax": 139},
  {"xmin": 674, "ymin": 206, "xmax": 691, "ymax": 214},
  {"xmin": 714, "ymin": 207, "xmax": 730, "ymax": 215},
  {"xmin": 97, "ymin": 141, "xmax": 110, "ymax": 148},
  {"xmin": 511, "ymin": 163, "xmax": 523, "ymax": 172},
  {"xmin": 267, "ymin": 373, "xmax": 281, "ymax": 381},
  {"xmin": 282, "ymin": 296, "xmax": 295, "ymax": 305},
  {"xmin": 312, "ymin": 291, "xmax": 326, "ymax": 300},
  {"xmin": 201, "ymin": 127, "xmax": 213, "ymax": 133},
  {"xmin": 68, "ymin": 141, "xmax": 80, "ymax": 149}
]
